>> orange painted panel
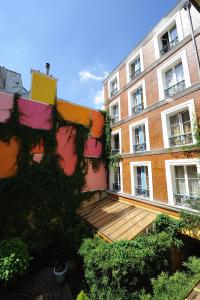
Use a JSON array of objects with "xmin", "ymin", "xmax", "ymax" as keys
[
  {"xmin": 0, "ymin": 138, "xmax": 20, "ymax": 178},
  {"xmin": 91, "ymin": 110, "xmax": 104, "ymax": 138},
  {"xmin": 57, "ymin": 100, "xmax": 90, "ymax": 127}
]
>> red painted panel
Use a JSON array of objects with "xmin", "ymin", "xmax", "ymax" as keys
[
  {"xmin": 84, "ymin": 138, "xmax": 102, "ymax": 158},
  {"xmin": 83, "ymin": 161, "xmax": 107, "ymax": 192}
]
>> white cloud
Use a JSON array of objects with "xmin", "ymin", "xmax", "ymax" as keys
[
  {"xmin": 93, "ymin": 89, "xmax": 105, "ymax": 109},
  {"xmin": 79, "ymin": 70, "xmax": 108, "ymax": 82}
]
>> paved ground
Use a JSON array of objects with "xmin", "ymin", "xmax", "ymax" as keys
[{"xmin": 6, "ymin": 268, "xmax": 73, "ymax": 300}]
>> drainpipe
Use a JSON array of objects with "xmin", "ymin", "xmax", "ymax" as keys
[{"xmin": 184, "ymin": 0, "xmax": 200, "ymax": 80}]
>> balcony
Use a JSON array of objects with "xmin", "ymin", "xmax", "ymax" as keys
[
  {"xmin": 160, "ymin": 37, "xmax": 179, "ymax": 55},
  {"xmin": 164, "ymin": 80, "xmax": 186, "ymax": 98},
  {"xmin": 135, "ymin": 187, "xmax": 149, "ymax": 198},
  {"xmin": 175, "ymin": 194, "xmax": 200, "ymax": 208},
  {"xmin": 130, "ymin": 68, "xmax": 141, "ymax": 81},
  {"xmin": 134, "ymin": 142, "xmax": 146, "ymax": 152},
  {"xmin": 111, "ymin": 115, "xmax": 119, "ymax": 124},
  {"xmin": 111, "ymin": 148, "xmax": 119, "ymax": 155},
  {"xmin": 113, "ymin": 182, "xmax": 121, "ymax": 192},
  {"xmin": 132, "ymin": 103, "xmax": 144, "ymax": 114},
  {"xmin": 169, "ymin": 133, "xmax": 193, "ymax": 147},
  {"xmin": 110, "ymin": 88, "xmax": 118, "ymax": 97}
]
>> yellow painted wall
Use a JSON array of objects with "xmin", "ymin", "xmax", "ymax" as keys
[
  {"xmin": 57, "ymin": 100, "xmax": 91, "ymax": 127},
  {"xmin": 31, "ymin": 71, "xmax": 57, "ymax": 105}
]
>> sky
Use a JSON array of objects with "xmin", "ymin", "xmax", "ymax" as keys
[{"xmin": 0, "ymin": 0, "xmax": 177, "ymax": 109}]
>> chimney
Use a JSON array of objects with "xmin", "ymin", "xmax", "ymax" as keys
[{"xmin": 46, "ymin": 63, "xmax": 50, "ymax": 75}]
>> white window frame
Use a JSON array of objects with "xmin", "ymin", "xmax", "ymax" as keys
[
  {"xmin": 126, "ymin": 49, "xmax": 144, "ymax": 84},
  {"xmin": 127, "ymin": 79, "xmax": 147, "ymax": 116},
  {"xmin": 165, "ymin": 159, "xmax": 200, "ymax": 206},
  {"xmin": 108, "ymin": 71, "xmax": 120, "ymax": 98},
  {"xmin": 109, "ymin": 161, "xmax": 123, "ymax": 193},
  {"xmin": 157, "ymin": 50, "xmax": 191, "ymax": 101},
  {"xmin": 109, "ymin": 97, "xmax": 121, "ymax": 123},
  {"xmin": 153, "ymin": 11, "xmax": 183, "ymax": 60},
  {"xmin": 130, "ymin": 161, "xmax": 153, "ymax": 200},
  {"xmin": 129, "ymin": 118, "xmax": 150, "ymax": 153},
  {"xmin": 161, "ymin": 99, "xmax": 196, "ymax": 148},
  {"xmin": 111, "ymin": 128, "xmax": 122, "ymax": 154}
]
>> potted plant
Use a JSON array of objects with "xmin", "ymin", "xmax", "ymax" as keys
[{"xmin": 54, "ymin": 261, "xmax": 68, "ymax": 284}]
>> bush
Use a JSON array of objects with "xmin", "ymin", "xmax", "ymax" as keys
[
  {"xmin": 138, "ymin": 256, "xmax": 200, "ymax": 300},
  {"xmin": 79, "ymin": 231, "xmax": 179, "ymax": 299},
  {"xmin": 76, "ymin": 290, "xmax": 89, "ymax": 300},
  {"xmin": 0, "ymin": 238, "xmax": 31, "ymax": 282}
]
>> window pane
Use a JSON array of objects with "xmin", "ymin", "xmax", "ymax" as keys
[
  {"xmin": 175, "ymin": 63, "xmax": 184, "ymax": 83},
  {"xmin": 169, "ymin": 26, "xmax": 178, "ymax": 41},
  {"xmin": 187, "ymin": 165, "xmax": 198, "ymax": 179},
  {"xmin": 165, "ymin": 68, "xmax": 174, "ymax": 88},
  {"xmin": 176, "ymin": 179, "xmax": 186, "ymax": 195},
  {"xmin": 170, "ymin": 125, "xmax": 181, "ymax": 137},
  {"xmin": 181, "ymin": 111, "xmax": 190, "ymax": 122},
  {"xmin": 136, "ymin": 167, "xmax": 142, "ymax": 186},
  {"xmin": 188, "ymin": 179, "xmax": 199, "ymax": 197},
  {"xmin": 170, "ymin": 114, "xmax": 179, "ymax": 126},
  {"xmin": 175, "ymin": 166, "xmax": 184, "ymax": 178}
]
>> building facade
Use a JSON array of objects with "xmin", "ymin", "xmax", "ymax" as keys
[{"xmin": 104, "ymin": 0, "xmax": 200, "ymax": 213}]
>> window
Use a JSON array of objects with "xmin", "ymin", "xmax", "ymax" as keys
[
  {"xmin": 111, "ymin": 129, "xmax": 122, "ymax": 154},
  {"xmin": 165, "ymin": 159, "xmax": 200, "ymax": 208},
  {"xmin": 153, "ymin": 12, "xmax": 183, "ymax": 60},
  {"xmin": 160, "ymin": 25, "xmax": 179, "ymax": 55},
  {"xmin": 126, "ymin": 49, "xmax": 144, "ymax": 84},
  {"xmin": 130, "ymin": 56, "xmax": 141, "ymax": 81},
  {"xmin": 130, "ymin": 161, "xmax": 153, "ymax": 200},
  {"xmin": 108, "ymin": 72, "xmax": 119, "ymax": 98},
  {"xmin": 113, "ymin": 166, "xmax": 121, "ymax": 192},
  {"xmin": 131, "ymin": 87, "xmax": 144, "ymax": 114},
  {"xmin": 157, "ymin": 50, "xmax": 191, "ymax": 101},
  {"xmin": 129, "ymin": 118, "xmax": 150, "ymax": 153},
  {"xmin": 133, "ymin": 125, "xmax": 146, "ymax": 152},
  {"xmin": 164, "ymin": 62, "xmax": 185, "ymax": 97},
  {"xmin": 109, "ymin": 98, "xmax": 121, "ymax": 124},
  {"xmin": 169, "ymin": 110, "xmax": 192, "ymax": 146},
  {"xmin": 128, "ymin": 80, "xmax": 146, "ymax": 116},
  {"xmin": 161, "ymin": 99, "xmax": 196, "ymax": 148}
]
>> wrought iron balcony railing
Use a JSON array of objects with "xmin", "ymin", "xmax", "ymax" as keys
[
  {"xmin": 130, "ymin": 68, "xmax": 141, "ymax": 81},
  {"xmin": 169, "ymin": 132, "xmax": 193, "ymax": 147},
  {"xmin": 132, "ymin": 102, "xmax": 144, "ymax": 114},
  {"xmin": 134, "ymin": 142, "xmax": 146, "ymax": 152},
  {"xmin": 164, "ymin": 80, "xmax": 186, "ymax": 98},
  {"xmin": 175, "ymin": 194, "xmax": 200, "ymax": 208},
  {"xmin": 110, "ymin": 88, "xmax": 118, "ymax": 97},
  {"xmin": 160, "ymin": 36, "xmax": 179, "ymax": 55},
  {"xmin": 111, "ymin": 115, "xmax": 119, "ymax": 124},
  {"xmin": 135, "ymin": 187, "xmax": 150, "ymax": 198},
  {"xmin": 111, "ymin": 148, "xmax": 119, "ymax": 155},
  {"xmin": 113, "ymin": 182, "xmax": 121, "ymax": 192}
]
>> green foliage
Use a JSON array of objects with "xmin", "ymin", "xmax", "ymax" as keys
[
  {"xmin": 138, "ymin": 257, "xmax": 200, "ymax": 300},
  {"xmin": 79, "ymin": 232, "xmax": 176, "ymax": 299},
  {"xmin": 0, "ymin": 238, "xmax": 31, "ymax": 282},
  {"xmin": 180, "ymin": 210, "xmax": 200, "ymax": 233},
  {"xmin": 100, "ymin": 110, "xmax": 111, "ymax": 167},
  {"xmin": 109, "ymin": 152, "xmax": 121, "ymax": 171},
  {"xmin": 76, "ymin": 290, "xmax": 89, "ymax": 300},
  {"xmin": 154, "ymin": 214, "xmax": 183, "ymax": 247}
]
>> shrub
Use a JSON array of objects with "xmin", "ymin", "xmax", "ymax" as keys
[
  {"xmin": 0, "ymin": 238, "xmax": 31, "ymax": 282},
  {"xmin": 138, "ymin": 256, "xmax": 200, "ymax": 300},
  {"xmin": 79, "ymin": 231, "xmax": 179, "ymax": 299},
  {"xmin": 76, "ymin": 290, "xmax": 89, "ymax": 300}
]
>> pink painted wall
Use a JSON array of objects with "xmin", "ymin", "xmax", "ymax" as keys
[
  {"xmin": 83, "ymin": 161, "xmax": 107, "ymax": 192},
  {"xmin": 56, "ymin": 126, "xmax": 78, "ymax": 176},
  {"xmin": 0, "ymin": 91, "xmax": 14, "ymax": 123},
  {"xmin": 18, "ymin": 97, "xmax": 52, "ymax": 130},
  {"xmin": 84, "ymin": 138, "xmax": 102, "ymax": 158}
]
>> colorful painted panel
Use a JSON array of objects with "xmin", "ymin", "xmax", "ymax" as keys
[
  {"xmin": 57, "ymin": 100, "xmax": 90, "ymax": 127},
  {"xmin": 33, "ymin": 154, "xmax": 44, "ymax": 163},
  {"xmin": 56, "ymin": 126, "xmax": 78, "ymax": 176},
  {"xmin": 91, "ymin": 110, "xmax": 104, "ymax": 138},
  {"xmin": 84, "ymin": 138, "xmax": 102, "ymax": 158},
  {"xmin": 30, "ymin": 71, "xmax": 57, "ymax": 105},
  {"xmin": 18, "ymin": 98, "xmax": 52, "ymax": 130},
  {"xmin": 0, "ymin": 91, "xmax": 14, "ymax": 123},
  {"xmin": 0, "ymin": 137, "xmax": 20, "ymax": 178},
  {"xmin": 83, "ymin": 161, "xmax": 107, "ymax": 192},
  {"xmin": 31, "ymin": 140, "xmax": 45, "ymax": 154}
]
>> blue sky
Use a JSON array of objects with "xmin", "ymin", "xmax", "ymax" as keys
[{"xmin": 0, "ymin": 0, "xmax": 177, "ymax": 109}]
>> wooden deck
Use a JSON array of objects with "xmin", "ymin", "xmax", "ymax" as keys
[
  {"xmin": 185, "ymin": 280, "xmax": 200, "ymax": 300},
  {"xmin": 79, "ymin": 198, "xmax": 158, "ymax": 241}
]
